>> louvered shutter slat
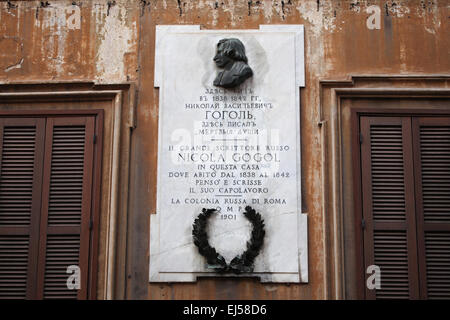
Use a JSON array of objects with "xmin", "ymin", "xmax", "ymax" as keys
[
  {"xmin": 420, "ymin": 125, "xmax": 450, "ymax": 224},
  {"xmin": 0, "ymin": 127, "xmax": 36, "ymax": 226},
  {"xmin": 370, "ymin": 124, "xmax": 406, "ymax": 222},
  {"xmin": 0, "ymin": 236, "xmax": 29, "ymax": 299},
  {"xmin": 48, "ymin": 125, "xmax": 85, "ymax": 227},
  {"xmin": 43, "ymin": 235, "xmax": 81, "ymax": 299},
  {"xmin": 373, "ymin": 230, "xmax": 409, "ymax": 299},
  {"xmin": 424, "ymin": 233, "xmax": 450, "ymax": 299}
]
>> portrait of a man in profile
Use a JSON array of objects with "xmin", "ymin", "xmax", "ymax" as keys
[{"xmin": 213, "ymin": 38, "xmax": 253, "ymax": 88}]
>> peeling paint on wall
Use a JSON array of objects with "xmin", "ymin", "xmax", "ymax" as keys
[
  {"xmin": 0, "ymin": 35, "xmax": 24, "ymax": 73},
  {"xmin": 93, "ymin": 1, "xmax": 137, "ymax": 83},
  {"xmin": 4, "ymin": 57, "xmax": 24, "ymax": 72}
]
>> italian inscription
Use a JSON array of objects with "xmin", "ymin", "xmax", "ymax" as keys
[{"xmin": 165, "ymin": 85, "xmax": 294, "ymax": 222}]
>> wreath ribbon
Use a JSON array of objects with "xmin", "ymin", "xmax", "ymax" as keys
[{"xmin": 192, "ymin": 206, "xmax": 265, "ymax": 274}]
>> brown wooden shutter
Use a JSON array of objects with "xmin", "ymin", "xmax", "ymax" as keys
[
  {"xmin": 0, "ymin": 118, "xmax": 45, "ymax": 299},
  {"xmin": 412, "ymin": 117, "xmax": 450, "ymax": 300},
  {"xmin": 36, "ymin": 117, "xmax": 95, "ymax": 299},
  {"xmin": 360, "ymin": 116, "xmax": 419, "ymax": 299}
]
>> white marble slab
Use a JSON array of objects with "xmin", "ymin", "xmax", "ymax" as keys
[{"xmin": 150, "ymin": 25, "xmax": 307, "ymax": 283}]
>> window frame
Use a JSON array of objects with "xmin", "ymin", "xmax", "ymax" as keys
[{"xmin": 0, "ymin": 82, "xmax": 136, "ymax": 299}]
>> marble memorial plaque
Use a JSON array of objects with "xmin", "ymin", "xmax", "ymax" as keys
[{"xmin": 150, "ymin": 25, "xmax": 307, "ymax": 283}]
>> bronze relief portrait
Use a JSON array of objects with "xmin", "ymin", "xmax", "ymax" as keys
[{"xmin": 213, "ymin": 38, "xmax": 253, "ymax": 88}]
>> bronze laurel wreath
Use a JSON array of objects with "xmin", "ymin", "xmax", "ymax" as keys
[{"xmin": 192, "ymin": 206, "xmax": 265, "ymax": 274}]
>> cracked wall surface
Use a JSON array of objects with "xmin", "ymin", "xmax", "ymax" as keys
[{"xmin": 0, "ymin": 0, "xmax": 449, "ymax": 299}]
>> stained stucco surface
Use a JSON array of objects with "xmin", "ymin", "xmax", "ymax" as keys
[{"xmin": 0, "ymin": 0, "xmax": 448, "ymax": 299}]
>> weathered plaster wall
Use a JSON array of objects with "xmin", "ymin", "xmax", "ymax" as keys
[{"xmin": 0, "ymin": 0, "xmax": 448, "ymax": 299}]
